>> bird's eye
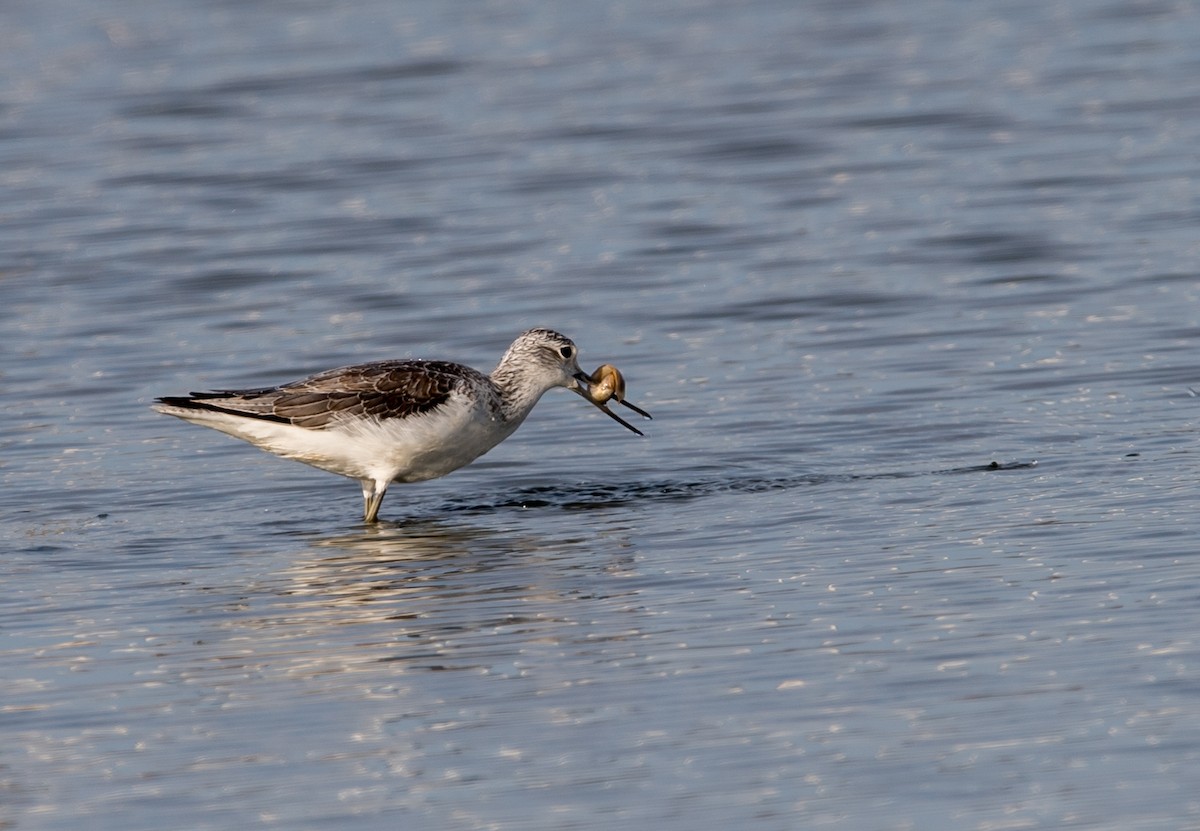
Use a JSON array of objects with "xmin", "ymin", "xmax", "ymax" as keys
[{"xmin": 559, "ymin": 345, "xmax": 574, "ymax": 359}]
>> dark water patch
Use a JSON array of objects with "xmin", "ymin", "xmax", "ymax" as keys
[
  {"xmin": 1124, "ymin": 207, "xmax": 1200, "ymax": 232},
  {"xmin": 540, "ymin": 123, "xmax": 651, "ymax": 142},
  {"xmin": 430, "ymin": 460, "xmax": 1038, "ymax": 515},
  {"xmin": 1011, "ymin": 174, "xmax": 1128, "ymax": 190},
  {"xmin": 121, "ymin": 100, "xmax": 249, "ymax": 120},
  {"xmin": 200, "ymin": 59, "xmax": 469, "ymax": 97},
  {"xmin": 110, "ymin": 133, "xmax": 231, "ymax": 152},
  {"xmin": 649, "ymin": 222, "xmax": 732, "ymax": 239},
  {"xmin": 292, "ymin": 214, "xmax": 440, "ymax": 237},
  {"xmin": 80, "ymin": 223, "xmax": 193, "ymax": 244},
  {"xmin": 335, "ymin": 156, "xmax": 429, "ymax": 176},
  {"xmin": 775, "ymin": 192, "xmax": 844, "ymax": 209},
  {"xmin": 631, "ymin": 230, "xmax": 787, "ymax": 260},
  {"xmin": 663, "ymin": 290, "xmax": 929, "ymax": 324},
  {"xmin": 1131, "ymin": 271, "xmax": 1200, "ymax": 285},
  {"xmin": 508, "ymin": 169, "xmax": 615, "ymax": 194},
  {"xmin": 104, "ymin": 168, "xmax": 341, "ymax": 193},
  {"xmin": 815, "ymin": 158, "xmax": 928, "ymax": 176},
  {"xmin": 713, "ymin": 97, "xmax": 794, "ymax": 117},
  {"xmin": 688, "ymin": 136, "xmax": 826, "ymax": 162},
  {"xmin": 970, "ymin": 272, "xmax": 1080, "ymax": 287},
  {"xmin": 1094, "ymin": 92, "xmax": 1200, "ymax": 115},
  {"xmin": 840, "ymin": 110, "xmax": 1012, "ymax": 131},
  {"xmin": 754, "ymin": 255, "xmax": 834, "ymax": 274},
  {"xmin": 914, "ymin": 231, "xmax": 1080, "ymax": 265},
  {"xmin": 1158, "ymin": 326, "xmax": 1200, "ymax": 340},
  {"xmin": 176, "ymin": 269, "xmax": 310, "ymax": 294},
  {"xmin": 195, "ymin": 194, "xmax": 262, "ymax": 213},
  {"xmin": 1088, "ymin": 0, "xmax": 1185, "ymax": 21},
  {"xmin": 354, "ymin": 59, "xmax": 468, "ymax": 82},
  {"xmin": 436, "ymin": 237, "xmax": 544, "ymax": 262}
]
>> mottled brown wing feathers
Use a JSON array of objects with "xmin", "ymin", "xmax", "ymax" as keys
[
  {"xmin": 277, "ymin": 360, "xmax": 468, "ymax": 428},
  {"xmin": 166, "ymin": 360, "xmax": 475, "ymax": 429}
]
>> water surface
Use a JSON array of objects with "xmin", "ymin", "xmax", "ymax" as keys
[{"xmin": 3, "ymin": 1, "xmax": 1200, "ymax": 829}]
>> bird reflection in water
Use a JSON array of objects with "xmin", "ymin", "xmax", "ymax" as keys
[{"xmin": 213, "ymin": 519, "xmax": 640, "ymax": 680}]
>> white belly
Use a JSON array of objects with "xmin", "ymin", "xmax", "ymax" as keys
[{"xmin": 157, "ymin": 392, "xmax": 524, "ymax": 484}]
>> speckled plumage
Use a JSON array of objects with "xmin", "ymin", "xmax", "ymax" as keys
[{"xmin": 157, "ymin": 360, "xmax": 467, "ymax": 428}]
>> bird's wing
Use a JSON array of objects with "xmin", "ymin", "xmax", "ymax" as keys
[{"xmin": 163, "ymin": 360, "xmax": 478, "ymax": 429}]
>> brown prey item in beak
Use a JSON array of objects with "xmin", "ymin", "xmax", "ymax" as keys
[{"xmin": 573, "ymin": 364, "xmax": 652, "ymax": 436}]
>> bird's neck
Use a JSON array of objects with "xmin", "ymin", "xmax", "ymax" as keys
[{"xmin": 490, "ymin": 360, "xmax": 553, "ymax": 424}]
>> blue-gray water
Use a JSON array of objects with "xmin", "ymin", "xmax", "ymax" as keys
[{"xmin": 3, "ymin": 1, "xmax": 1200, "ymax": 828}]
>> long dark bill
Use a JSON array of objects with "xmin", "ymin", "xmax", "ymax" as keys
[
  {"xmin": 589, "ymin": 399, "xmax": 645, "ymax": 436},
  {"xmin": 617, "ymin": 398, "xmax": 652, "ymax": 420}
]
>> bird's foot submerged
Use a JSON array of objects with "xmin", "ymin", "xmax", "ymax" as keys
[{"xmin": 361, "ymin": 479, "xmax": 387, "ymax": 523}]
